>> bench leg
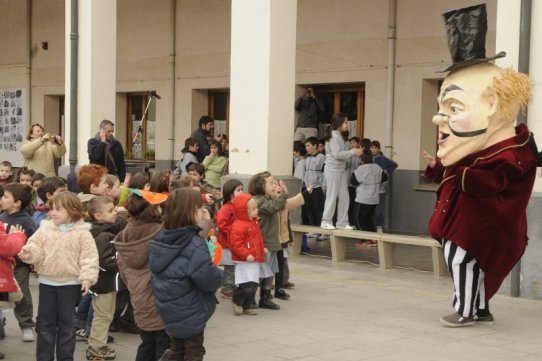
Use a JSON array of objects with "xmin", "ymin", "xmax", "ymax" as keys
[
  {"xmin": 330, "ymin": 235, "xmax": 346, "ymax": 262},
  {"xmin": 432, "ymin": 247, "xmax": 448, "ymax": 277},
  {"xmin": 378, "ymin": 241, "xmax": 395, "ymax": 269},
  {"xmin": 291, "ymin": 232, "xmax": 303, "ymax": 257}
]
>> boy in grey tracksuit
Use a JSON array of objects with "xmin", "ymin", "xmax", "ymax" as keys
[
  {"xmin": 350, "ymin": 153, "xmax": 388, "ymax": 231},
  {"xmin": 303, "ymin": 137, "xmax": 326, "ymax": 227}
]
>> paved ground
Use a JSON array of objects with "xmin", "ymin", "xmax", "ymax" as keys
[{"xmin": 1, "ymin": 254, "xmax": 542, "ymax": 360}]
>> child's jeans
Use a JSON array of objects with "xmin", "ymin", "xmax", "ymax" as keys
[
  {"xmin": 136, "ymin": 329, "xmax": 170, "ymax": 361},
  {"xmin": 37, "ymin": 284, "xmax": 79, "ymax": 361},
  {"xmin": 13, "ymin": 265, "xmax": 35, "ymax": 329}
]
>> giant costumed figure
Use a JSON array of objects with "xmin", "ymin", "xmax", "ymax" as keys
[{"xmin": 423, "ymin": 4, "xmax": 541, "ymax": 327}]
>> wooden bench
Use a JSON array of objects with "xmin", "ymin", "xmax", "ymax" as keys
[
  {"xmin": 289, "ymin": 224, "xmax": 448, "ymax": 277},
  {"xmin": 290, "ymin": 224, "xmax": 334, "ymax": 257},
  {"xmin": 377, "ymin": 233, "xmax": 447, "ymax": 277}
]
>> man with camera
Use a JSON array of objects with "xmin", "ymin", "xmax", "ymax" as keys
[{"xmin": 294, "ymin": 87, "xmax": 325, "ymax": 141}]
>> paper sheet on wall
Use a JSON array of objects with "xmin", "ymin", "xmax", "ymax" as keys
[{"xmin": 0, "ymin": 88, "xmax": 26, "ymax": 167}]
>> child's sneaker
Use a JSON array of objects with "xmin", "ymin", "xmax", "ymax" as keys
[
  {"xmin": 220, "ymin": 289, "xmax": 233, "ymax": 299},
  {"xmin": 283, "ymin": 282, "xmax": 295, "ymax": 289},
  {"xmin": 320, "ymin": 222, "xmax": 335, "ymax": 230},
  {"xmin": 232, "ymin": 302, "xmax": 243, "ymax": 316},
  {"xmin": 317, "ymin": 234, "xmax": 329, "ymax": 241},
  {"xmin": 21, "ymin": 327, "xmax": 35, "ymax": 342},
  {"xmin": 86, "ymin": 345, "xmax": 116, "ymax": 360},
  {"xmin": 243, "ymin": 308, "xmax": 258, "ymax": 315},
  {"xmin": 99, "ymin": 345, "xmax": 116, "ymax": 359},
  {"xmin": 75, "ymin": 328, "xmax": 88, "ymax": 341}
]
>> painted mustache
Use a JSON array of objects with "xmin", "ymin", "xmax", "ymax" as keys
[{"xmin": 433, "ymin": 113, "xmax": 487, "ymax": 138}]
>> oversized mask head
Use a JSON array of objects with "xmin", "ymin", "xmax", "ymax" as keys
[{"xmin": 432, "ymin": 63, "xmax": 531, "ymax": 166}]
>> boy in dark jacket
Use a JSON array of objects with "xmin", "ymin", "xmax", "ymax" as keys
[
  {"xmin": 85, "ymin": 196, "xmax": 127, "ymax": 360},
  {"xmin": 0, "ymin": 183, "xmax": 36, "ymax": 342}
]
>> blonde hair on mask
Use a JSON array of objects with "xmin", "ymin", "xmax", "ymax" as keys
[{"xmin": 484, "ymin": 68, "xmax": 532, "ymax": 122}]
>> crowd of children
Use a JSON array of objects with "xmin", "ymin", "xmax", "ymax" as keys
[
  {"xmin": 0, "ymin": 112, "xmax": 397, "ymax": 360},
  {"xmin": 292, "ymin": 113, "xmax": 398, "ymax": 248}
]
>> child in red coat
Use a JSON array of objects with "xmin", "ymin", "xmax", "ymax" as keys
[
  {"xmin": 228, "ymin": 193, "xmax": 267, "ymax": 316},
  {"xmin": 215, "ymin": 179, "xmax": 243, "ymax": 299},
  {"xmin": 0, "ymin": 221, "xmax": 26, "ymax": 359}
]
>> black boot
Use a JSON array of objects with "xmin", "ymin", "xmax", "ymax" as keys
[
  {"xmin": 274, "ymin": 271, "xmax": 290, "ymax": 300},
  {"xmin": 258, "ymin": 288, "xmax": 280, "ymax": 310},
  {"xmin": 275, "ymin": 288, "xmax": 290, "ymax": 300}
]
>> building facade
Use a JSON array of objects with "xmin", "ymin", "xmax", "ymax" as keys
[{"xmin": 2, "ymin": 0, "xmax": 542, "ymax": 298}]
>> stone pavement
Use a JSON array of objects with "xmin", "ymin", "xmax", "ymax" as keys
[{"xmin": 1, "ymin": 255, "xmax": 542, "ymax": 360}]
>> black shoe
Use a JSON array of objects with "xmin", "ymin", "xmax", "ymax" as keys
[
  {"xmin": 107, "ymin": 335, "xmax": 115, "ymax": 343},
  {"xmin": 258, "ymin": 297, "xmax": 280, "ymax": 310},
  {"xmin": 119, "ymin": 319, "xmax": 141, "ymax": 334},
  {"xmin": 108, "ymin": 320, "xmax": 119, "ymax": 333},
  {"xmin": 274, "ymin": 289, "xmax": 290, "ymax": 300}
]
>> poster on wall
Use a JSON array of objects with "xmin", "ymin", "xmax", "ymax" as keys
[{"xmin": 0, "ymin": 88, "xmax": 26, "ymax": 167}]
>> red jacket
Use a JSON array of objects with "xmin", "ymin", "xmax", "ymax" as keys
[
  {"xmin": 215, "ymin": 202, "xmax": 235, "ymax": 249},
  {"xmin": 0, "ymin": 224, "xmax": 27, "ymax": 292},
  {"xmin": 425, "ymin": 124, "xmax": 536, "ymax": 299},
  {"xmin": 228, "ymin": 194, "xmax": 265, "ymax": 263}
]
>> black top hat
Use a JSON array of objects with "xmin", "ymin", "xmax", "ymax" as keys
[{"xmin": 437, "ymin": 3, "xmax": 506, "ymax": 73}]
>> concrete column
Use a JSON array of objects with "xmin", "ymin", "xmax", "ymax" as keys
[
  {"xmin": 496, "ymin": 0, "xmax": 542, "ymax": 192},
  {"xmin": 64, "ymin": 0, "xmax": 117, "ymax": 168},
  {"xmin": 529, "ymin": 1, "xmax": 542, "ymax": 189},
  {"xmin": 228, "ymin": 0, "xmax": 297, "ymax": 176},
  {"xmin": 495, "ymin": 1, "xmax": 520, "ymax": 70}
]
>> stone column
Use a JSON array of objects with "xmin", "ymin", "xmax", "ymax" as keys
[
  {"xmin": 496, "ymin": 0, "xmax": 542, "ymax": 192},
  {"xmin": 528, "ymin": 1, "xmax": 542, "ymax": 190},
  {"xmin": 64, "ymin": 0, "xmax": 117, "ymax": 169},
  {"xmin": 228, "ymin": 0, "xmax": 297, "ymax": 177}
]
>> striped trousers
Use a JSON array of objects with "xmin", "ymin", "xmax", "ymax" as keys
[{"xmin": 443, "ymin": 239, "xmax": 490, "ymax": 318}]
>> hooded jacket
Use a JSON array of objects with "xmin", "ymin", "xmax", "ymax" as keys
[
  {"xmin": 0, "ymin": 223, "xmax": 26, "ymax": 293},
  {"xmin": 215, "ymin": 202, "xmax": 235, "ymax": 249},
  {"xmin": 21, "ymin": 220, "xmax": 99, "ymax": 287},
  {"xmin": 0, "ymin": 211, "xmax": 36, "ymax": 268},
  {"xmin": 89, "ymin": 217, "xmax": 127, "ymax": 294},
  {"xmin": 88, "ymin": 133, "xmax": 126, "ymax": 182},
  {"xmin": 113, "ymin": 220, "xmax": 164, "ymax": 331},
  {"xmin": 255, "ymin": 192, "xmax": 288, "ymax": 251},
  {"xmin": 149, "ymin": 225, "xmax": 223, "ymax": 339},
  {"xmin": 229, "ymin": 194, "xmax": 265, "ymax": 262}
]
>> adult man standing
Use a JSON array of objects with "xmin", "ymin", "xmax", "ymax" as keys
[
  {"xmin": 191, "ymin": 116, "xmax": 214, "ymax": 162},
  {"xmin": 294, "ymin": 87, "xmax": 325, "ymax": 141},
  {"xmin": 88, "ymin": 119, "xmax": 126, "ymax": 182},
  {"xmin": 423, "ymin": 4, "xmax": 539, "ymax": 327}
]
